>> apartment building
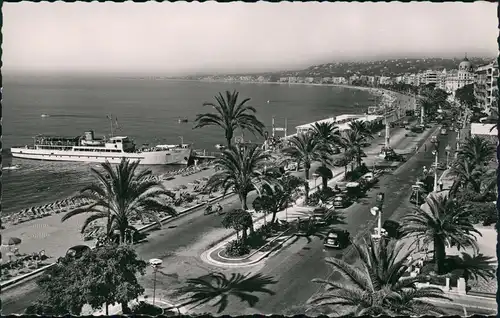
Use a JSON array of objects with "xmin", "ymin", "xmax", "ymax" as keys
[{"xmin": 475, "ymin": 60, "xmax": 499, "ymax": 114}]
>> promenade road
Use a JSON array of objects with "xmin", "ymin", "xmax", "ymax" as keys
[
  {"xmin": 1, "ymin": 122, "xmax": 427, "ymax": 314},
  {"xmin": 207, "ymin": 130, "xmax": 460, "ymax": 316}
]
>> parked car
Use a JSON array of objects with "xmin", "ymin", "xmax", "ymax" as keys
[
  {"xmin": 324, "ymin": 229, "xmax": 351, "ymax": 249},
  {"xmin": 362, "ymin": 172, "xmax": 378, "ymax": 184},
  {"xmin": 66, "ymin": 245, "xmax": 91, "ymax": 259},
  {"xmin": 333, "ymin": 194, "xmax": 351, "ymax": 208}
]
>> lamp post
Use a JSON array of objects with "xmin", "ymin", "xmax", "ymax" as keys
[
  {"xmin": 445, "ymin": 145, "xmax": 452, "ymax": 168},
  {"xmin": 179, "ymin": 136, "xmax": 184, "ymax": 145},
  {"xmin": 430, "ymin": 136, "xmax": 439, "ymax": 192},
  {"xmin": 149, "ymin": 258, "xmax": 163, "ymax": 306},
  {"xmin": 370, "ymin": 192, "xmax": 385, "ymax": 239},
  {"xmin": 312, "ymin": 173, "xmax": 319, "ymax": 189}
]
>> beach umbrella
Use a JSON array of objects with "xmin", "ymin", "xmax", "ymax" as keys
[{"xmin": 2, "ymin": 237, "xmax": 22, "ymax": 246}]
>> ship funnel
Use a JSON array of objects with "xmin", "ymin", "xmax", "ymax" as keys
[{"xmin": 84, "ymin": 130, "xmax": 95, "ymax": 141}]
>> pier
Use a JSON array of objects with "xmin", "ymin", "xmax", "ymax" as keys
[{"xmin": 192, "ymin": 149, "xmax": 222, "ymax": 159}]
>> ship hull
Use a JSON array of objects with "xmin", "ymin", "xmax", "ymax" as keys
[{"xmin": 10, "ymin": 147, "xmax": 192, "ymax": 165}]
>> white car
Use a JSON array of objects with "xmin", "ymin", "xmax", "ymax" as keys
[{"xmin": 362, "ymin": 172, "xmax": 377, "ymax": 183}]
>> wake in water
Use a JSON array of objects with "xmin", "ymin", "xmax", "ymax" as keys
[{"xmin": 41, "ymin": 113, "xmax": 104, "ymax": 119}]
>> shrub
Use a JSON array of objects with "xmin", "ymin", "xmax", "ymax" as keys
[
  {"xmin": 464, "ymin": 202, "xmax": 497, "ymax": 225},
  {"xmin": 132, "ymin": 301, "xmax": 164, "ymax": 315},
  {"xmin": 225, "ymin": 239, "xmax": 250, "ymax": 257},
  {"xmin": 246, "ymin": 231, "xmax": 267, "ymax": 248}
]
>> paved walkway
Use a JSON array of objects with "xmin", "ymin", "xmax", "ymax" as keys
[{"xmin": 0, "ymin": 166, "xmax": 217, "ymax": 266}]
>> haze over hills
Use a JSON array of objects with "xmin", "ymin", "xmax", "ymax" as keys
[{"xmin": 177, "ymin": 56, "xmax": 496, "ymax": 80}]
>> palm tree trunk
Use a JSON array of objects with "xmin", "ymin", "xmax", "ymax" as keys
[
  {"xmin": 322, "ymin": 176, "xmax": 327, "ymax": 190},
  {"xmin": 105, "ymin": 302, "xmax": 109, "ymax": 315},
  {"xmin": 434, "ymin": 238, "xmax": 447, "ymax": 274},
  {"xmin": 240, "ymin": 193, "xmax": 248, "ymax": 210},
  {"xmin": 271, "ymin": 211, "xmax": 277, "ymax": 224},
  {"xmin": 304, "ymin": 168, "xmax": 310, "ymax": 205}
]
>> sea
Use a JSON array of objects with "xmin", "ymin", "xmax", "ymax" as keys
[{"xmin": 2, "ymin": 74, "xmax": 375, "ymax": 217}]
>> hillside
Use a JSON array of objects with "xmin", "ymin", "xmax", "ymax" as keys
[{"xmin": 179, "ymin": 57, "xmax": 495, "ymax": 80}]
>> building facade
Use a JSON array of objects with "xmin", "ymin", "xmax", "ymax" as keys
[{"xmin": 474, "ymin": 59, "xmax": 499, "ymax": 114}]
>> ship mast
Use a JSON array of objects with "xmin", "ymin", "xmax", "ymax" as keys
[{"xmin": 107, "ymin": 114, "xmax": 114, "ymax": 138}]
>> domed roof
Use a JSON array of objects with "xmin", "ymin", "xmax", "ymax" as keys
[{"xmin": 459, "ymin": 55, "xmax": 473, "ymax": 71}]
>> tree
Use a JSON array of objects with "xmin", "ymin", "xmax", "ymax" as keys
[
  {"xmin": 29, "ymin": 256, "xmax": 87, "ymax": 315},
  {"xmin": 171, "ymin": 272, "xmax": 277, "ymax": 314},
  {"xmin": 61, "ymin": 159, "xmax": 176, "ymax": 244},
  {"xmin": 341, "ymin": 130, "xmax": 366, "ymax": 169},
  {"xmin": 457, "ymin": 136, "xmax": 495, "ymax": 167},
  {"xmin": 79, "ymin": 244, "xmax": 147, "ymax": 314},
  {"xmin": 30, "ymin": 244, "xmax": 147, "ymax": 315},
  {"xmin": 400, "ymin": 194, "xmax": 480, "ymax": 274},
  {"xmin": 205, "ymin": 145, "xmax": 277, "ymax": 210},
  {"xmin": 455, "ymin": 84, "xmax": 477, "ymax": 108},
  {"xmin": 448, "ymin": 252, "xmax": 496, "ymax": 283},
  {"xmin": 308, "ymin": 237, "xmax": 450, "ymax": 316},
  {"xmin": 193, "ymin": 90, "xmax": 265, "ymax": 147},
  {"xmin": 314, "ymin": 165, "xmax": 333, "ymax": 190},
  {"xmin": 451, "ymin": 160, "xmax": 496, "ymax": 195},
  {"xmin": 348, "ymin": 119, "xmax": 374, "ymax": 140},
  {"xmin": 222, "ymin": 209, "xmax": 254, "ymax": 241},
  {"xmin": 252, "ymin": 174, "xmax": 305, "ymax": 224},
  {"xmin": 282, "ymin": 133, "xmax": 330, "ymax": 204},
  {"xmin": 311, "ymin": 121, "xmax": 342, "ymax": 152},
  {"xmin": 311, "ymin": 122, "xmax": 341, "ymax": 190}
]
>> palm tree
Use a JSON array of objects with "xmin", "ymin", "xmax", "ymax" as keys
[
  {"xmin": 171, "ymin": 272, "xmax": 277, "ymax": 314},
  {"xmin": 341, "ymin": 130, "xmax": 366, "ymax": 169},
  {"xmin": 309, "ymin": 237, "xmax": 450, "ymax": 316},
  {"xmin": 417, "ymin": 96, "xmax": 435, "ymax": 119},
  {"xmin": 348, "ymin": 120, "xmax": 374, "ymax": 140},
  {"xmin": 282, "ymin": 132, "xmax": 330, "ymax": 204},
  {"xmin": 311, "ymin": 122, "xmax": 341, "ymax": 189},
  {"xmin": 457, "ymin": 136, "xmax": 495, "ymax": 167},
  {"xmin": 451, "ymin": 160, "xmax": 496, "ymax": 195},
  {"xmin": 205, "ymin": 145, "xmax": 277, "ymax": 210},
  {"xmin": 61, "ymin": 159, "xmax": 177, "ymax": 244},
  {"xmin": 448, "ymin": 252, "xmax": 496, "ymax": 284},
  {"xmin": 400, "ymin": 194, "xmax": 480, "ymax": 274},
  {"xmin": 311, "ymin": 121, "xmax": 342, "ymax": 151},
  {"xmin": 193, "ymin": 90, "xmax": 265, "ymax": 147}
]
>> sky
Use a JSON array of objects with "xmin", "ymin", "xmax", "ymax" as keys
[{"xmin": 3, "ymin": 2, "xmax": 498, "ymax": 75}]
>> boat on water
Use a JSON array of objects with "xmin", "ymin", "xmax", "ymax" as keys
[
  {"xmin": 10, "ymin": 130, "xmax": 192, "ymax": 165},
  {"xmin": 2, "ymin": 164, "xmax": 20, "ymax": 170},
  {"xmin": 41, "ymin": 114, "xmax": 50, "ymax": 118},
  {"xmin": 178, "ymin": 118, "xmax": 188, "ymax": 123}
]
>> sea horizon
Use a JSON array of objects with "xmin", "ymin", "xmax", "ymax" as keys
[{"xmin": 2, "ymin": 75, "xmax": 377, "ymax": 217}]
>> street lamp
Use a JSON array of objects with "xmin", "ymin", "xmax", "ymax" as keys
[
  {"xmin": 149, "ymin": 258, "xmax": 163, "ymax": 306},
  {"xmin": 312, "ymin": 173, "xmax": 319, "ymax": 189},
  {"xmin": 179, "ymin": 136, "xmax": 184, "ymax": 145},
  {"xmin": 431, "ymin": 136, "xmax": 439, "ymax": 192},
  {"xmin": 445, "ymin": 145, "xmax": 452, "ymax": 168},
  {"xmin": 370, "ymin": 192, "xmax": 385, "ymax": 239}
]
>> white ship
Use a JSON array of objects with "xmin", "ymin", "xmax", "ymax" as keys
[{"xmin": 10, "ymin": 130, "xmax": 192, "ymax": 165}]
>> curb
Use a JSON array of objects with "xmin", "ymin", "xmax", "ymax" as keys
[
  {"xmin": 215, "ymin": 227, "xmax": 294, "ymax": 262},
  {"xmin": 203, "ymin": 231, "xmax": 297, "ymax": 268},
  {"xmin": 1, "ymin": 191, "xmax": 235, "ymax": 291}
]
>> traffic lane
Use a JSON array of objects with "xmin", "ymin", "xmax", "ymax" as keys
[
  {"xmin": 219, "ymin": 130, "xmax": 456, "ymax": 315},
  {"xmin": 0, "ymin": 191, "xmax": 259, "ymax": 315}
]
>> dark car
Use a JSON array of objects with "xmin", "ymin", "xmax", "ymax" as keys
[
  {"xmin": 382, "ymin": 220, "xmax": 403, "ymax": 239},
  {"xmin": 66, "ymin": 245, "xmax": 91, "ymax": 259},
  {"xmin": 324, "ymin": 229, "xmax": 351, "ymax": 249}
]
